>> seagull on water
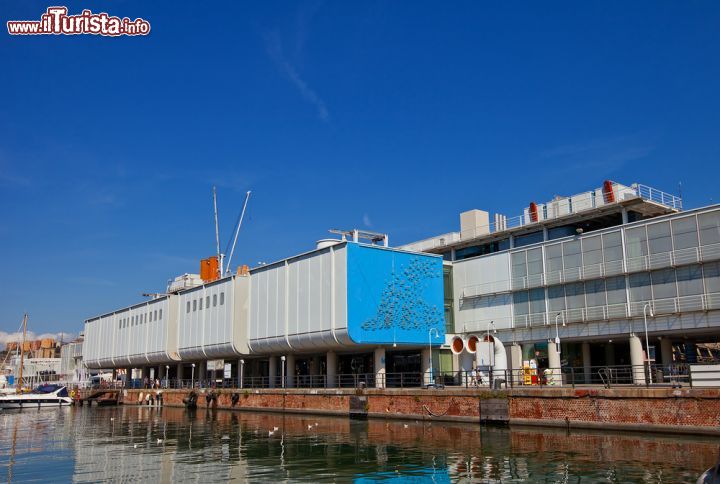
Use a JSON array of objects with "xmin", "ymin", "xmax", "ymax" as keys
[
  {"xmin": 157, "ymin": 438, "xmax": 163, "ymax": 444},
  {"xmin": 268, "ymin": 430, "xmax": 275, "ymax": 436},
  {"xmin": 273, "ymin": 427, "xmax": 279, "ymax": 432}
]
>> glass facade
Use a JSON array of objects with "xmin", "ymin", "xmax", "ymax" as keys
[{"xmin": 501, "ymin": 208, "xmax": 720, "ymax": 325}]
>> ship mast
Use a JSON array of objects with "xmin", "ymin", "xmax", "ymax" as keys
[{"xmin": 17, "ymin": 314, "xmax": 27, "ymax": 394}]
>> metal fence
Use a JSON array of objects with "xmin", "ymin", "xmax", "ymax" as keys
[{"xmin": 140, "ymin": 362, "xmax": 720, "ymax": 391}]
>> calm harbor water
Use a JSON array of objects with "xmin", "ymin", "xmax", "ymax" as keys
[{"xmin": 0, "ymin": 406, "xmax": 717, "ymax": 482}]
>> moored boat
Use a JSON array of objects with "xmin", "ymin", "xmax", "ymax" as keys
[{"xmin": 0, "ymin": 384, "xmax": 73, "ymax": 409}]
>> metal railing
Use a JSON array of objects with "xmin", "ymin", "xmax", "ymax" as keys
[
  {"xmin": 402, "ymin": 182, "xmax": 682, "ymax": 252},
  {"xmin": 115, "ymin": 363, "xmax": 720, "ymax": 393}
]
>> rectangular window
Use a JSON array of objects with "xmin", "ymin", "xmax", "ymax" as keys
[
  {"xmin": 676, "ymin": 265, "xmax": 704, "ymax": 296},
  {"xmin": 511, "ymin": 252, "xmax": 527, "ymax": 279},
  {"xmin": 629, "ymin": 273, "xmax": 652, "ymax": 302},
  {"xmin": 582, "ymin": 236, "xmax": 603, "ymax": 266},
  {"xmin": 585, "ymin": 279, "xmax": 606, "ymax": 308},
  {"xmin": 220, "ymin": 292, "xmax": 225, "ymax": 305},
  {"xmin": 545, "ymin": 244, "xmax": 563, "ymax": 273},
  {"xmin": 625, "ymin": 227, "xmax": 648, "ymax": 259},
  {"xmin": 213, "ymin": 294, "xmax": 217, "ymax": 307},
  {"xmin": 528, "ymin": 287, "xmax": 545, "ymax": 314},
  {"xmin": 672, "ymin": 216, "xmax": 699, "ymax": 250},
  {"xmin": 186, "ymin": 301, "xmax": 191, "ymax": 313},
  {"xmin": 206, "ymin": 295, "xmax": 210, "ymax": 308},
  {"xmin": 154, "ymin": 310, "xmax": 158, "ymax": 321},
  {"xmin": 514, "ymin": 231, "xmax": 544, "ymax": 248},
  {"xmin": 159, "ymin": 309, "xmax": 163, "ymax": 320},
  {"xmin": 705, "ymin": 261, "xmax": 720, "ymax": 293},
  {"xmin": 602, "ymin": 231, "xmax": 623, "ymax": 262},
  {"xmin": 565, "ymin": 282, "xmax": 585, "ymax": 309},
  {"xmin": 199, "ymin": 298, "xmax": 203, "ymax": 310},
  {"xmin": 651, "ymin": 268, "xmax": 677, "ymax": 299},
  {"xmin": 547, "ymin": 286, "xmax": 566, "ymax": 312},
  {"xmin": 512, "ymin": 291, "xmax": 529, "ymax": 315},
  {"xmin": 699, "ymin": 211, "xmax": 720, "ymax": 246},
  {"xmin": 606, "ymin": 276, "xmax": 627, "ymax": 305},
  {"xmin": 647, "ymin": 222, "xmax": 673, "ymax": 254},
  {"xmin": 193, "ymin": 299, "xmax": 197, "ymax": 311},
  {"xmin": 562, "ymin": 240, "xmax": 582, "ymax": 268},
  {"xmin": 527, "ymin": 248, "xmax": 543, "ymax": 276}
]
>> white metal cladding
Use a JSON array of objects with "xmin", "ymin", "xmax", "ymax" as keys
[
  {"xmin": 177, "ymin": 276, "xmax": 249, "ymax": 360},
  {"xmin": 248, "ymin": 243, "xmax": 349, "ymax": 353},
  {"xmin": 453, "ymin": 252, "xmax": 513, "ymax": 332},
  {"xmin": 83, "ymin": 296, "xmax": 179, "ymax": 368}
]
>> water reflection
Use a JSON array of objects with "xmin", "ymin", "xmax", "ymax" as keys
[{"xmin": 0, "ymin": 406, "xmax": 717, "ymax": 482}]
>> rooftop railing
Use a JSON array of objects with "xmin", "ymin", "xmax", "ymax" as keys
[{"xmin": 401, "ymin": 182, "xmax": 683, "ymax": 252}]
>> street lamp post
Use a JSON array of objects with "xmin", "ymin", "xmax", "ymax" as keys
[
  {"xmin": 281, "ymin": 355, "xmax": 286, "ymax": 388},
  {"xmin": 428, "ymin": 328, "xmax": 439, "ymax": 387},
  {"xmin": 191, "ymin": 363, "xmax": 196, "ymax": 389},
  {"xmin": 239, "ymin": 359, "xmax": 245, "ymax": 389},
  {"xmin": 643, "ymin": 303, "xmax": 654, "ymax": 384},
  {"xmin": 554, "ymin": 313, "xmax": 566, "ymax": 355},
  {"xmin": 486, "ymin": 321, "xmax": 496, "ymax": 386},
  {"xmin": 165, "ymin": 365, "xmax": 169, "ymax": 389}
]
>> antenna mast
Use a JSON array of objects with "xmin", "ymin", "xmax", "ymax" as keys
[
  {"xmin": 17, "ymin": 314, "xmax": 27, "ymax": 394},
  {"xmin": 212, "ymin": 186, "xmax": 223, "ymax": 277},
  {"xmin": 225, "ymin": 190, "xmax": 251, "ymax": 275}
]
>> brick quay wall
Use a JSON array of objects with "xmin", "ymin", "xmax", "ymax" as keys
[{"xmin": 120, "ymin": 386, "xmax": 720, "ymax": 436}]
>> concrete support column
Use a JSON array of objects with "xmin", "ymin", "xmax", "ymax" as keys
[
  {"xmin": 660, "ymin": 338, "xmax": 673, "ymax": 367},
  {"xmin": 629, "ymin": 335, "xmax": 646, "ymax": 385},
  {"xmin": 176, "ymin": 364, "xmax": 184, "ymax": 384},
  {"xmin": 326, "ymin": 351, "xmax": 337, "ymax": 388},
  {"xmin": 582, "ymin": 342, "xmax": 592, "ymax": 384},
  {"xmin": 547, "ymin": 339, "xmax": 561, "ymax": 386},
  {"xmin": 198, "ymin": 361, "xmax": 206, "ymax": 387},
  {"xmin": 286, "ymin": 354, "xmax": 296, "ymax": 388},
  {"xmin": 374, "ymin": 347, "xmax": 386, "ymax": 388},
  {"xmin": 268, "ymin": 356, "xmax": 278, "ymax": 389},
  {"xmin": 421, "ymin": 348, "xmax": 431, "ymax": 387},
  {"xmin": 508, "ymin": 344, "xmax": 522, "ymax": 386}
]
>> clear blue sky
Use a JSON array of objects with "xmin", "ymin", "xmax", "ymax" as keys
[{"xmin": 1, "ymin": 1, "xmax": 719, "ymax": 338}]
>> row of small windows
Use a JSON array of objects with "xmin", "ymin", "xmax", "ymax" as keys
[
  {"xmin": 118, "ymin": 309, "xmax": 163, "ymax": 330},
  {"xmin": 186, "ymin": 292, "xmax": 225, "ymax": 313}
]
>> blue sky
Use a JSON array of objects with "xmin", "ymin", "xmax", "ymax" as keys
[{"xmin": 1, "ymin": 1, "xmax": 719, "ymax": 338}]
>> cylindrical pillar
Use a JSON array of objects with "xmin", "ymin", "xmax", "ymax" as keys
[
  {"xmin": 326, "ymin": 351, "xmax": 337, "ymax": 388},
  {"xmin": 176, "ymin": 364, "xmax": 184, "ymax": 384},
  {"xmin": 660, "ymin": 338, "xmax": 673, "ymax": 366},
  {"xmin": 374, "ymin": 347, "xmax": 386, "ymax": 388},
  {"xmin": 286, "ymin": 354, "xmax": 296, "ymax": 388},
  {"xmin": 508, "ymin": 344, "xmax": 522, "ymax": 386},
  {"xmin": 268, "ymin": 356, "xmax": 278, "ymax": 388},
  {"xmin": 629, "ymin": 335, "xmax": 646, "ymax": 385},
  {"xmin": 547, "ymin": 339, "xmax": 561, "ymax": 386},
  {"xmin": 582, "ymin": 342, "xmax": 592, "ymax": 384}
]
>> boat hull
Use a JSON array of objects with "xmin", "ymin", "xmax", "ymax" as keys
[{"xmin": 0, "ymin": 398, "xmax": 73, "ymax": 409}]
